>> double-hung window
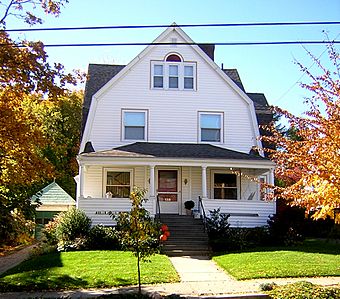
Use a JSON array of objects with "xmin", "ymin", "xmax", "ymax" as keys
[
  {"xmin": 122, "ymin": 110, "xmax": 147, "ymax": 141},
  {"xmin": 212, "ymin": 172, "xmax": 238, "ymax": 200},
  {"xmin": 153, "ymin": 65, "xmax": 164, "ymax": 88},
  {"xmin": 151, "ymin": 55, "xmax": 196, "ymax": 90},
  {"xmin": 105, "ymin": 169, "xmax": 132, "ymax": 198},
  {"xmin": 169, "ymin": 65, "xmax": 179, "ymax": 89},
  {"xmin": 199, "ymin": 112, "xmax": 223, "ymax": 142},
  {"xmin": 184, "ymin": 65, "xmax": 194, "ymax": 89}
]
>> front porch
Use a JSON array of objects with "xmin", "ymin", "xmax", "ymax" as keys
[{"xmin": 77, "ymin": 142, "xmax": 276, "ymax": 227}]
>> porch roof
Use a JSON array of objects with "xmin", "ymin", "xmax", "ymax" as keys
[{"xmin": 81, "ymin": 142, "xmax": 269, "ymax": 161}]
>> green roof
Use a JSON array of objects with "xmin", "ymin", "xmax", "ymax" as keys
[{"xmin": 32, "ymin": 181, "xmax": 75, "ymax": 205}]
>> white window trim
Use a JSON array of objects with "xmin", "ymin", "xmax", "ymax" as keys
[
  {"xmin": 210, "ymin": 170, "xmax": 240, "ymax": 200},
  {"xmin": 121, "ymin": 109, "xmax": 148, "ymax": 142},
  {"xmin": 198, "ymin": 111, "xmax": 224, "ymax": 144},
  {"xmin": 103, "ymin": 168, "xmax": 133, "ymax": 198},
  {"xmin": 151, "ymin": 61, "xmax": 196, "ymax": 90}
]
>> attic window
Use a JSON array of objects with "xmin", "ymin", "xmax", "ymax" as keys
[{"xmin": 166, "ymin": 54, "xmax": 182, "ymax": 62}]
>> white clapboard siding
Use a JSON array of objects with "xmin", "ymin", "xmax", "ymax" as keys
[
  {"xmin": 202, "ymin": 199, "xmax": 276, "ymax": 228},
  {"xmin": 78, "ymin": 198, "xmax": 153, "ymax": 226},
  {"xmin": 88, "ymin": 30, "xmax": 257, "ymax": 154}
]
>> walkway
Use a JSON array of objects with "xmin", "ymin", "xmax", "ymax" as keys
[{"xmin": 0, "ymin": 245, "xmax": 36, "ymax": 276}]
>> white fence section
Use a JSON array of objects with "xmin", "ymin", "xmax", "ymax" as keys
[
  {"xmin": 202, "ymin": 199, "xmax": 276, "ymax": 227},
  {"xmin": 78, "ymin": 198, "xmax": 153, "ymax": 226}
]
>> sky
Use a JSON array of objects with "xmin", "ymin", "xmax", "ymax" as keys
[{"xmin": 4, "ymin": 0, "xmax": 340, "ymax": 116}]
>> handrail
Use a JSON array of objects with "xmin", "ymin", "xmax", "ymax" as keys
[
  {"xmin": 156, "ymin": 195, "xmax": 161, "ymax": 221},
  {"xmin": 198, "ymin": 196, "xmax": 207, "ymax": 232}
]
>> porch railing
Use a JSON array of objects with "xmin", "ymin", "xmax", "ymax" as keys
[{"xmin": 198, "ymin": 196, "xmax": 208, "ymax": 232}]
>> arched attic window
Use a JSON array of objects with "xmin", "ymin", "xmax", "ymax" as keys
[{"xmin": 166, "ymin": 54, "xmax": 182, "ymax": 62}]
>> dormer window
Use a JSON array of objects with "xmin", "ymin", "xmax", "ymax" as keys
[{"xmin": 151, "ymin": 54, "xmax": 196, "ymax": 90}]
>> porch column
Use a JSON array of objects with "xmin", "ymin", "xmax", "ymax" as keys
[
  {"xmin": 79, "ymin": 165, "xmax": 84, "ymax": 199},
  {"xmin": 269, "ymin": 168, "xmax": 275, "ymax": 185},
  {"xmin": 149, "ymin": 165, "xmax": 156, "ymax": 215},
  {"xmin": 149, "ymin": 165, "xmax": 155, "ymax": 197},
  {"xmin": 201, "ymin": 165, "xmax": 208, "ymax": 199}
]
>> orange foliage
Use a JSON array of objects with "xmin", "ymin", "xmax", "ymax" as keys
[
  {"xmin": 262, "ymin": 43, "xmax": 340, "ymax": 220},
  {"xmin": 0, "ymin": 30, "xmax": 78, "ymax": 187}
]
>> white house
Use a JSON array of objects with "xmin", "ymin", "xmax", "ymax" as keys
[{"xmin": 77, "ymin": 24, "xmax": 276, "ymax": 227}]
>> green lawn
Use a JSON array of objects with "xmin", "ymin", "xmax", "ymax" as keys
[
  {"xmin": 0, "ymin": 251, "xmax": 179, "ymax": 292},
  {"xmin": 213, "ymin": 239, "xmax": 340, "ymax": 280}
]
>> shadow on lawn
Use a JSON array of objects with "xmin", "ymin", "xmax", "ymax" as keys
[
  {"xmin": 212, "ymin": 239, "xmax": 340, "ymax": 257},
  {"xmin": 0, "ymin": 251, "xmax": 63, "ymax": 276}
]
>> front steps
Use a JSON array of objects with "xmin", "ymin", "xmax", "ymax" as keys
[{"xmin": 160, "ymin": 214, "xmax": 211, "ymax": 256}]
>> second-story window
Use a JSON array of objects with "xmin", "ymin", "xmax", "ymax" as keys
[
  {"xmin": 151, "ymin": 54, "xmax": 196, "ymax": 90},
  {"xmin": 169, "ymin": 65, "xmax": 179, "ymax": 89},
  {"xmin": 153, "ymin": 65, "xmax": 164, "ymax": 88},
  {"xmin": 122, "ymin": 110, "xmax": 147, "ymax": 141},
  {"xmin": 199, "ymin": 112, "xmax": 223, "ymax": 142},
  {"xmin": 184, "ymin": 65, "xmax": 194, "ymax": 89}
]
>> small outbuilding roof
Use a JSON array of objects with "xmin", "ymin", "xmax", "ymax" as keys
[{"xmin": 31, "ymin": 181, "xmax": 75, "ymax": 206}]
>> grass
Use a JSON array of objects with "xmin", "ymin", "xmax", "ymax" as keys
[
  {"xmin": 213, "ymin": 239, "xmax": 340, "ymax": 280},
  {"xmin": 0, "ymin": 250, "xmax": 179, "ymax": 292}
]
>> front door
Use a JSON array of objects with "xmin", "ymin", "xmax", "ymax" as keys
[{"xmin": 157, "ymin": 169, "xmax": 180, "ymax": 214}]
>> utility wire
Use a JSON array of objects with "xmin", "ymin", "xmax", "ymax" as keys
[
  {"xmin": 273, "ymin": 32, "xmax": 340, "ymax": 105},
  {"xmin": 4, "ymin": 21, "xmax": 340, "ymax": 32},
  {"xmin": 3, "ymin": 41, "xmax": 340, "ymax": 48}
]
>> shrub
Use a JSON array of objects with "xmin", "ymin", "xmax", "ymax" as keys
[
  {"xmin": 266, "ymin": 281, "xmax": 340, "ymax": 299},
  {"xmin": 55, "ymin": 207, "xmax": 91, "ymax": 243},
  {"xmin": 209, "ymin": 226, "xmax": 271, "ymax": 252},
  {"xmin": 267, "ymin": 206, "xmax": 305, "ymax": 246},
  {"xmin": 259, "ymin": 282, "xmax": 277, "ymax": 291},
  {"xmin": 87, "ymin": 225, "xmax": 120, "ymax": 250},
  {"xmin": 206, "ymin": 208, "xmax": 230, "ymax": 238},
  {"xmin": 41, "ymin": 208, "xmax": 91, "ymax": 251}
]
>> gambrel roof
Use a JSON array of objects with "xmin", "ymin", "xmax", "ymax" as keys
[
  {"xmin": 80, "ymin": 24, "xmax": 272, "ymax": 154},
  {"xmin": 82, "ymin": 64, "xmax": 272, "ymax": 136}
]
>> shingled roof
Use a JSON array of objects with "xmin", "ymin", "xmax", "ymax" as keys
[
  {"xmin": 82, "ymin": 142, "xmax": 269, "ymax": 161},
  {"xmin": 31, "ymin": 181, "xmax": 75, "ymax": 205},
  {"xmin": 82, "ymin": 64, "xmax": 125, "ymax": 137}
]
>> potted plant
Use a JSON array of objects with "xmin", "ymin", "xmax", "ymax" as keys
[{"xmin": 184, "ymin": 200, "xmax": 195, "ymax": 215}]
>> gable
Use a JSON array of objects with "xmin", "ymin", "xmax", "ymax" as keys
[
  {"xmin": 32, "ymin": 182, "xmax": 75, "ymax": 205},
  {"xmin": 80, "ymin": 24, "xmax": 271, "ymax": 154}
]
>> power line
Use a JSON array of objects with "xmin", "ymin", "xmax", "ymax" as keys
[
  {"xmin": 3, "ymin": 41, "xmax": 340, "ymax": 48},
  {"xmin": 4, "ymin": 21, "xmax": 340, "ymax": 33}
]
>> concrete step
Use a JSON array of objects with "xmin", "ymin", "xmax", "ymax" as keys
[{"xmin": 164, "ymin": 249, "xmax": 211, "ymax": 256}]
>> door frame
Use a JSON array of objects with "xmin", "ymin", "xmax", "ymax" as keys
[{"xmin": 156, "ymin": 167, "xmax": 182, "ymax": 214}]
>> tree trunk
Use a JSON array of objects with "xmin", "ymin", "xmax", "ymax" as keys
[{"xmin": 137, "ymin": 251, "xmax": 141, "ymax": 294}]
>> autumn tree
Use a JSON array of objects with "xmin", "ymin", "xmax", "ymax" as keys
[
  {"xmin": 262, "ymin": 43, "xmax": 340, "ymax": 221},
  {"xmin": 0, "ymin": 0, "xmax": 80, "ymax": 245},
  {"xmin": 113, "ymin": 188, "xmax": 161, "ymax": 294},
  {"xmin": 23, "ymin": 91, "xmax": 83, "ymax": 196}
]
